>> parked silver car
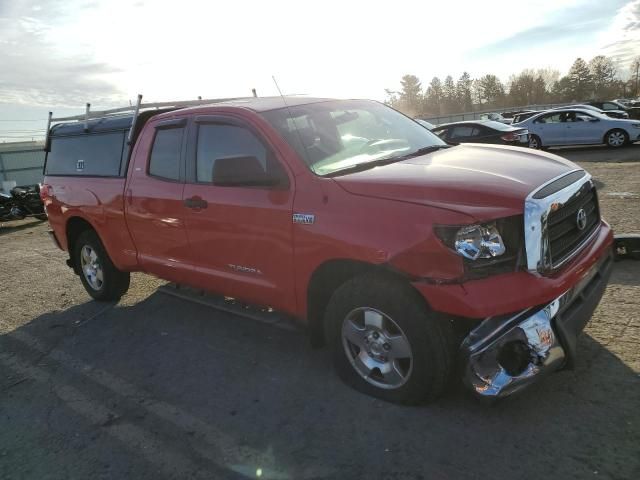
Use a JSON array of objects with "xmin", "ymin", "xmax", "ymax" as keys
[{"xmin": 517, "ymin": 108, "xmax": 640, "ymax": 149}]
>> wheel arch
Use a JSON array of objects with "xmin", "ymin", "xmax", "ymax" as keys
[
  {"xmin": 66, "ymin": 216, "xmax": 98, "ymax": 274},
  {"xmin": 603, "ymin": 128, "xmax": 629, "ymax": 146},
  {"xmin": 306, "ymin": 258, "xmax": 421, "ymax": 347}
]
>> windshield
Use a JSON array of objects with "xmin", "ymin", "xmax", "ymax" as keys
[{"xmin": 261, "ymin": 100, "xmax": 447, "ymax": 176}]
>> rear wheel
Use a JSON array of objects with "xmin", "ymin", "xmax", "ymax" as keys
[
  {"xmin": 528, "ymin": 134, "xmax": 542, "ymax": 149},
  {"xmin": 73, "ymin": 230, "xmax": 130, "ymax": 301},
  {"xmin": 324, "ymin": 274, "xmax": 454, "ymax": 404},
  {"xmin": 605, "ymin": 129, "xmax": 628, "ymax": 148}
]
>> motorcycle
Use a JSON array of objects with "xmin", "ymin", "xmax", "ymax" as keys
[{"xmin": 0, "ymin": 184, "xmax": 47, "ymax": 222}]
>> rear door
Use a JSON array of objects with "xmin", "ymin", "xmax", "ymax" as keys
[
  {"xmin": 125, "ymin": 118, "xmax": 192, "ymax": 283},
  {"xmin": 531, "ymin": 112, "xmax": 566, "ymax": 145},
  {"xmin": 181, "ymin": 115, "xmax": 295, "ymax": 311}
]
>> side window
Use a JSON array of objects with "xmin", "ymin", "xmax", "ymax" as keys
[
  {"xmin": 603, "ymin": 103, "xmax": 617, "ymax": 110},
  {"xmin": 196, "ymin": 124, "xmax": 274, "ymax": 184},
  {"xmin": 432, "ymin": 128, "xmax": 448, "ymax": 139},
  {"xmin": 450, "ymin": 126, "xmax": 477, "ymax": 139},
  {"xmin": 536, "ymin": 113, "xmax": 562, "ymax": 124},
  {"xmin": 149, "ymin": 127, "xmax": 184, "ymax": 181},
  {"xmin": 46, "ymin": 132, "xmax": 126, "ymax": 176}
]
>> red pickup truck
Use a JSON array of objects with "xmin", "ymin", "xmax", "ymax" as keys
[{"xmin": 42, "ymin": 96, "xmax": 614, "ymax": 403}]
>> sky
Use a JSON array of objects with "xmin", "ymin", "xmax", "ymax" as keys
[{"xmin": 1, "ymin": 0, "xmax": 639, "ymax": 142}]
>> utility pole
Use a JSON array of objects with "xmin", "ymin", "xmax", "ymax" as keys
[{"xmin": 635, "ymin": 61, "xmax": 639, "ymax": 97}]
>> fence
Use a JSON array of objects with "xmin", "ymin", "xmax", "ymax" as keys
[
  {"xmin": 421, "ymin": 102, "xmax": 572, "ymax": 125},
  {"xmin": 0, "ymin": 141, "xmax": 46, "ymax": 190}
]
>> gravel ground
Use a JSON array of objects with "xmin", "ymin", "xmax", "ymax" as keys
[{"xmin": 0, "ymin": 150, "xmax": 638, "ymax": 480}]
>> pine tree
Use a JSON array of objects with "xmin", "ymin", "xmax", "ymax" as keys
[
  {"xmin": 424, "ymin": 77, "xmax": 443, "ymax": 115},
  {"xmin": 567, "ymin": 58, "xmax": 592, "ymax": 101},
  {"xmin": 456, "ymin": 72, "xmax": 474, "ymax": 112},
  {"xmin": 589, "ymin": 56, "xmax": 616, "ymax": 99},
  {"xmin": 442, "ymin": 75, "xmax": 457, "ymax": 114},
  {"xmin": 398, "ymin": 74, "xmax": 423, "ymax": 115}
]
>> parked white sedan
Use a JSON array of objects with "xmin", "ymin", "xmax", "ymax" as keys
[{"xmin": 516, "ymin": 109, "xmax": 640, "ymax": 149}]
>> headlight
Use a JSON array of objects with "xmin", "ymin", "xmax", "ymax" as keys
[
  {"xmin": 435, "ymin": 217, "xmax": 523, "ymax": 278},
  {"xmin": 454, "ymin": 223, "xmax": 506, "ymax": 260}
]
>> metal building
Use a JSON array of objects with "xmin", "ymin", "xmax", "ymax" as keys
[{"xmin": 0, "ymin": 141, "xmax": 45, "ymax": 189}]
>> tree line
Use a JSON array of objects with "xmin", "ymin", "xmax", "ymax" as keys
[{"xmin": 385, "ymin": 55, "xmax": 640, "ymax": 117}]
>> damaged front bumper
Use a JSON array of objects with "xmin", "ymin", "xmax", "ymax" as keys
[{"xmin": 460, "ymin": 249, "xmax": 613, "ymax": 399}]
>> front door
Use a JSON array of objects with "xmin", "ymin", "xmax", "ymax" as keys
[
  {"xmin": 565, "ymin": 111, "xmax": 601, "ymax": 144},
  {"xmin": 181, "ymin": 116, "xmax": 295, "ymax": 311}
]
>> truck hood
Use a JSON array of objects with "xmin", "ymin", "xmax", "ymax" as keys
[{"xmin": 332, "ymin": 144, "xmax": 580, "ymax": 220}]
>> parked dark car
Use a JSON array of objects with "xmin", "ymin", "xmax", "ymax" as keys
[
  {"xmin": 588, "ymin": 101, "xmax": 640, "ymax": 120},
  {"xmin": 501, "ymin": 109, "xmax": 534, "ymax": 119},
  {"xmin": 511, "ymin": 110, "xmax": 539, "ymax": 123},
  {"xmin": 431, "ymin": 120, "xmax": 529, "ymax": 146},
  {"xmin": 556, "ymin": 104, "xmax": 628, "ymax": 119}
]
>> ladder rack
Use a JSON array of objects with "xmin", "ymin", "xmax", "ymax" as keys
[{"xmin": 45, "ymin": 91, "xmax": 258, "ymax": 148}]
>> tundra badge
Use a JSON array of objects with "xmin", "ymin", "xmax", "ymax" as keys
[{"xmin": 293, "ymin": 213, "xmax": 315, "ymax": 225}]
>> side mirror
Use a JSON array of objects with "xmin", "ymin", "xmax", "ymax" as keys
[{"xmin": 212, "ymin": 155, "xmax": 288, "ymax": 188}]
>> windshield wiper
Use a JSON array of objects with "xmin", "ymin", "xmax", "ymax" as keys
[
  {"xmin": 324, "ymin": 156, "xmax": 408, "ymax": 177},
  {"xmin": 392, "ymin": 144, "xmax": 452, "ymax": 161},
  {"xmin": 323, "ymin": 145, "xmax": 452, "ymax": 178}
]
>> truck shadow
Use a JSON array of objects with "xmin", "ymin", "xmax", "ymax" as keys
[{"xmin": 1, "ymin": 289, "xmax": 638, "ymax": 479}]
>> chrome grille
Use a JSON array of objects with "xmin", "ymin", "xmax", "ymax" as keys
[
  {"xmin": 547, "ymin": 183, "xmax": 599, "ymax": 267},
  {"xmin": 524, "ymin": 170, "xmax": 601, "ymax": 273}
]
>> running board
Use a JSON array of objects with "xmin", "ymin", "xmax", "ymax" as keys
[{"xmin": 158, "ymin": 283, "xmax": 301, "ymax": 332}]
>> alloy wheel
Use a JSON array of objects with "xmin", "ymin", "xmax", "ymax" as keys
[
  {"xmin": 341, "ymin": 307, "xmax": 413, "ymax": 389},
  {"xmin": 80, "ymin": 245, "xmax": 104, "ymax": 291},
  {"xmin": 608, "ymin": 131, "xmax": 625, "ymax": 147}
]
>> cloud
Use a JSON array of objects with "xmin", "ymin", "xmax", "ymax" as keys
[
  {"xmin": 0, "ymin": 0, "xmax": 123, "ymax": 107},
  {"xmin": 468, "ymin": 0, "xmax": 628, "ymax": 58},
  {"xmin": 601, "ymin": 0, "xmax": 640, "ymax": 69}
]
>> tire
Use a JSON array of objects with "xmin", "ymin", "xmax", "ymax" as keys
[
  {"xmin": 528, "ymin": 134, "xmax": 542, "ymax": 149},
  {"xmin": 73, "ymin": 229, "xmax": 130, "ymax": 301},
  {"xmin": 605, "ymin": 129, "xmax": 628, "ymax": 148},
  {"xmin": 324, "ymin": 274, "xmax": 454, "ymax": 404}
]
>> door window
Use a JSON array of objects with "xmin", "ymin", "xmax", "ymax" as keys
[
  {"xmin": 196, "ymin": 124, "xmax": 276, "ymax": 184},
  {"xmin": 535, "ymin": 113, "xmax": 563, "ymax": 124},
  {"xmin": 431, "ymin": 128, "xmax": 449, "ymax": 139},
  {"xmin": 450, "ymin": 126, "xmax": 479, "ymax": 139},
  {"xmin": 602, "ymin": 103, "xmax": 618, "ymax": 110},
  {"xmin": 149, "ymin": 127, "xmax": 184, "ymax": 181}
]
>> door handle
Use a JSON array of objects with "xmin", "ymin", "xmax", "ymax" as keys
[{"xmin": 184, "ymin": 196, "xmax": 208, "ymax": 209}]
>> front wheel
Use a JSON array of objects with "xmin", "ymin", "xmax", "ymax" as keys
[
  {"xmin": 324, "ymin": 274, "xmax": 454, "ymax": 404},
  {"xmin": 73, "ymin": 230, "xmax": 130, "ymax": 301},
  {"xmin": 605, "ymin": 129, "xmax": 628, "ymax": 148}
]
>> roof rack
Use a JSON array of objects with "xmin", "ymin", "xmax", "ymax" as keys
[{"xmin": 45, "ymin": 91, "xmax": 259, "ymax": 148}]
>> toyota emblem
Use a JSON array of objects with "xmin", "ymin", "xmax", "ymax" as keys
[{"xmin": 576, "ymin": 208, "xmax": 587, "ymax": 231}]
